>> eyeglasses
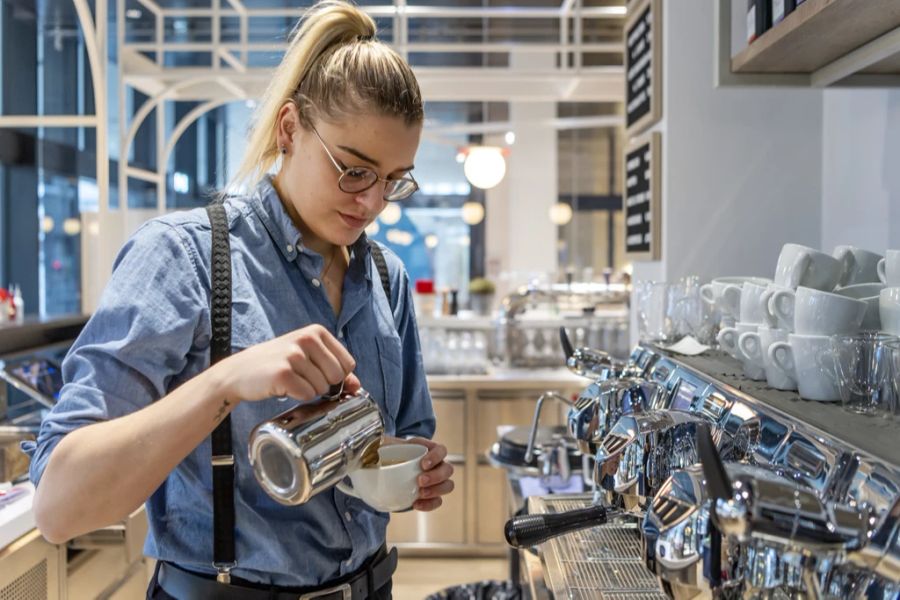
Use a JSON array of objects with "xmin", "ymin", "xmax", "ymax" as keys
[{"xmin": 312, "ymin": 127, "xmax": 418, "ymax": 202}]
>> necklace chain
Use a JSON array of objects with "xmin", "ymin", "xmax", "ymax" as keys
[{"xmin": 321, "ymin": 245, "xmax": 342, "ymax": 283}]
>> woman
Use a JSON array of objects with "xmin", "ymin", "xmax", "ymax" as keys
[{"xmin": 24, "ymin": 1, "xmax": 453, "ymax": 597}]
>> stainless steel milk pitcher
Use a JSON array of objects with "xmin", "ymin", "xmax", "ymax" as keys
[{"xmin": 249, "ymin": 388, "xmax": 385, "ymax": 505}]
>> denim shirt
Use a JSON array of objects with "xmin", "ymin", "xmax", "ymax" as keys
[{"xmin": 23, "ymin": 177, "xmax": 435, "ymax": 587}]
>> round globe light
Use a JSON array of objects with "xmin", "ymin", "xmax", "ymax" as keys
[
  {"xmin": 365, "ymin": 221, "xmax": 380, "ymax": 236},
  {"xmin": 549, "ymin": 202, "xmax": 573, "ymax": 226},
  {"xmin": 425, "ymin": 234, "xmax": 439, "ymax": 249},
  {"xmin": 461, "ymin": 201, "xmax": 485, "ymax": 225},
  {"xmin": 379, "ymin": 203, "xmax": 402, "ymax": 225},
  {"xmin": 63, "ymin": 218, "xmax": 82, "ymax": 236},
  {"xmin": 463, "ymin": 146, "xmax": 506, "ymax": 190}
]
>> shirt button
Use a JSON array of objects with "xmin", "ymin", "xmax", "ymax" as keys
[
  {"xmin": 312, "ymin": 278, "xmax": 321, "ymax": 287},
  {"xmin": 286, "ymin": 244, "xmax": 293, "ymax": 254},
  {"xmin": 344, "ymin": 511, "xmax": 352, "ymax": 522}
]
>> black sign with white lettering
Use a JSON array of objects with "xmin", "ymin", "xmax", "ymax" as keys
[
  {"xmin": 626, "ymin": 1, "xmax": 655, "ymax": 131},
  {"xmin": 625, "ymin": 139, "xmax": 652, "ymax": 255}
]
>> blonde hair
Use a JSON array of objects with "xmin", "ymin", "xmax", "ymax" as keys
[{"xmin": 229, "ymin": 0, "xmax": 424, "ymax": 192}]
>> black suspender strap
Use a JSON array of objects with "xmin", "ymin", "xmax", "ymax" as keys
[
  {"xmin": 206, "ymin": 203, "xmax": 237, "ymax": 583},
  {"xmin": 368, "ymin": 240, "xmax": 392, "ymax": 306}
]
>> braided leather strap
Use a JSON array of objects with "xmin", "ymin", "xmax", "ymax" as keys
[
  {"xmin": 205, "ymin": 203, "xmax": 236, "ymax": 576},
  {"xmin": 368, "ymin": 240, "xmax": 391, "ymax": 306}
]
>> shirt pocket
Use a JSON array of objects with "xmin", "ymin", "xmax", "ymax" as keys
[{"xmin": 374, "ymin": 334, "xmax": 403, "ymax": 428}]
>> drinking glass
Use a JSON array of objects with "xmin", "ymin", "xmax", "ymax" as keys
[
  {"xmin": 830, "ymin": 332, "xmax": 896, "ymax": 415},
  {"xmin": 879, "ymin": 338, "xmax": 900, "ymax": 419}
]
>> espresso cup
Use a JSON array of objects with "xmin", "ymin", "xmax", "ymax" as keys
[
  {"xmin": 768, "ymin": 334, "xmax": 840, "ymax": 402},
  {"xmin": 833, "ymin": 283, "xmax": 885, "ymax": 330},
  {"xmin": 774, "ymin": 243, "xmax": 842, "ymax": 291},
  {"xmin": 767, "ymin": 286, "xmax": 866, "ymax": 336},
  {"xmin": 877, "ymin": 250, "xmax": 900, "ymax": 287},
  {"xmin": 337, "ymin": 443, "xmax": 427, "ymax": 512},
  {"xmin": 833, "ymin": 246, "xmax": 882, "ymax": 287},
  {"xmin": 700, "ymin": 276, "xmax": 771, "ymax": 321},
  {"xmin": 759, "ymin": 283, "xmax": 793, "ymax": 330},
  {"xmin": 739, "ymin": 281, "xmax": 770, "ymax": 325},
  {"xmin": 718, "ymin": 322, "xmax": 765, "ymax": 380},
  {"xmin": 739, "ymin": 326, "xmax": 796, "ymax": 391},
  {"xmin": 879, "ymin": 288, "xmax": 900, "ymax": 336}
]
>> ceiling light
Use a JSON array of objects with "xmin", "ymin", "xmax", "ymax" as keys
[
  {"xmin": 505, "ymin": 131, "xmax": 516, "ymax": 145},
  {"xmin": 386, "ymin": 229, "xmax": 413, "ymax": 246},
  {"xmin": 461, "ymin": 201, "xmax": 485, "ymax": 226},
  {"xmin": 460, "ymin": 235, "xmax": 471, "ymax": 247},
  {"xmin": 455, "ymin": 151, "xmax": 466, "ymax": 164},
  {"xmin": 425, "ymin": 234, "xmax": 439, "ymax": 249},
  {"xmin": 549, "ymin": 202, "xmax": 573, "ymax": 226},
  {"xmin": 126, "ymin": 8, "xmax": 142, "ymax": 19},
  {"xmin": 379, "ymin": 203, "xmax": 402, "ymax": 225},
  {"xmin": 365, "ymin": 221, "xmax": 380, "ymax": 236},
  {"xmin": 41, "ymin": 216, "xmax": 55, "ymax": 233},
  {"xmin": 63, "ymin": 218, "xmax": 82, "ymax": 236},
  {"xmin": 463, "ymin": 146, "xmax": 506, "ymax": 190}
]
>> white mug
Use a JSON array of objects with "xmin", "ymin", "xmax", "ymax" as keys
[
  {"xmin": 739, "ymin": 281, "xmax": 770, "ymax": 325},
  {"xmin": 739, "ymin": 326, "xmax": 796, "ymax": 391},
  {"xmin": 768, "ymin": 334, "xmax": 840, "ymax": 402},
  {"xmin": 759, "ymin": 283, "xmax": 792, "ymax": 330},
  {"xmin": 767, "ymin": 286, "xmax": 866, "ymax": 336},
  {"xmin": 879, "ymin": 287, "xmax": 900, "ymax": 336},
  {"xmin": 718, "ymin": 322, "xmax": 765, "ymax": 380},
  {"xmin": 337, "ymin": 443, "xmax": 426, "ymax": 512},
  {"xmin": 877, "ymin": 250, "xmax": 900, "ymax": 287},
  {"xmin": 833, "ymin": 283, "xmax": 885, "ymax": 331},
  {"xmin": 833, "ymin": 246, "xmax": 882, "ymax": 286},
  {"xmin": 774, "ymin": 243, "xmax": 842, "ymax": 291},
  {"xmin": 700, "ymin": 276, "xmax": 771, "ymax": 321}
]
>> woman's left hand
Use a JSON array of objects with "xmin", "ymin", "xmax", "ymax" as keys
[{"xmin": 401, "ymin": 437, "xmax": 455, "ymax": 512}]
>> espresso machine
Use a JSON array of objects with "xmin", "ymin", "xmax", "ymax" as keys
[{"xmin": 503, "ymin": 343, "xmax": 900, "ymax": 599}]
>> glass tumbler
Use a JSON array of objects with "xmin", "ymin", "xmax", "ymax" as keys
[{"xmin": 830, "ymin": 332, "xmax": 896, "ymax": 415}]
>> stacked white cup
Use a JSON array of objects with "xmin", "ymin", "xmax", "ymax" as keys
[
  {"xmin": 879, "ymin": 251, "xmax": 900, "ymax": 339},
  {"xmin": 717, "ymin": 281, "xmax": 771, "ymax": 381},
  {"xmin": 756, "ymin": 244, "xmax": 870, "ymax": 402}
]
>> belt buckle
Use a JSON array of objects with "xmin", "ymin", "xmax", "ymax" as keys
[{"xmin": 299, "ymin": 582, "xmax": 351, "ymax": 600}]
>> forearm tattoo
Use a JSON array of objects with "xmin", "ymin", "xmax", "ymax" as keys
[{"xmin": 214, "ymin": 399, "xmax": 231, "ymax": 423}]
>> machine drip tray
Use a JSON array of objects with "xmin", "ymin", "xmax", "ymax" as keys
[{"xmin": 528, "ymin": 494, "xmax": 667, "ymax": 600}]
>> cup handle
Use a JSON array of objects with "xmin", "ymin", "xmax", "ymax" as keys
[
  {"xmin": 738, "ymin": 332, "xmax": 763, "ymax": 367},
  {"xmin": 768, "ymin": 289, "xmax": 795, "ymax": 326},
  {"xmin": 717, "ymin": 327, "xmax": 738, "ymax": 357},
  {"xmin": 336, "ymin": 479, "xmax": 362, "ymax": 500},
  {"xmin": 760, "ymin": 288, "xmax": 776, "ymax": 325},
  {"xmin": 768, "ymin": 341, "xmax": 794, "ymax": 378},
  {"xmin": 878, "ymin": 258, "xmax": 887, "ymax": 285},
  {"xmin": 815, "ymin": 348, "xmax": 838, "ymax": 384},
  {"xmin": 788, "ymin": 253, "xmax": 811, "ymax": 289},
  {"xmin": 699, "ymin": 284, "xmax": 716, "ymax": 306},
  {"xmin": 721, "ymin": 285, "xmax": 741, "ymax": 316},
  {"xmin": 836, "ymin": 249, "xmax": 855, "ymax": 287}
]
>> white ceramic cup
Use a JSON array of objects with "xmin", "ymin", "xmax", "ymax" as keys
[
  {"xmin": 718, "ymin": 322, "xmax": 765, "ymax": 380},
  {"xmin": 767, "ymin": 286, "xmax": 867, "ymax": 336},
  {"xmin": 739, "ymin": 326, "xmax": 796, "ymax": 391},
  {"xmin": 768, "ymin": 334, "xmax": 840, "ymax": 402},
  {"xmin": 337, "ymin": 443, "xmax": 426, "ymax": 512},
  {"xmin": 700, "ymin": 277, "xmax": 772, "ymax": 321},
  {"xmin": 879, "ymin": 287, "xmax": 900, "ymax": 336},
  {"xmin": 877, "ymin": 250, "xmax": 900, "ymax": 287},
  {"xmin": 759, "ymin": 283, "xmax": 792, "ymax": 330},
  {"xmin": 739, "ymin": 281, "xmax": 770, "ymax": 325},
  {"xmin": 833, "ymin": 283, "xmax": 885, "ymax": 331},
  {"xmin": 774, "ymin": 243, "xmax": 842, "ymax": 291},
  {"xmin": 833, "ymin": 246, "xmax": 883, "ymax": 287}
]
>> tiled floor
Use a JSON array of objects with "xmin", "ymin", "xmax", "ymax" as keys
[{"xmin": 392, "ymin": 557, "xmax": 509, "ymax": 599}]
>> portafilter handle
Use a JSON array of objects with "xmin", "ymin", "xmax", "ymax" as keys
[{"xmin": 504, "ymin": 505, "xmax": 608, "ymax": 549}]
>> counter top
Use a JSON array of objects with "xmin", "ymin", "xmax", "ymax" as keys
[{"xmin": 0, "ymin": 314, "xmax": 89, "ymax": 356}]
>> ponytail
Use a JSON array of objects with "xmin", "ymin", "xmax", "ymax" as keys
[{"xmin": 228, "ymin": 0, "xmax": 422, "ymax": 193}]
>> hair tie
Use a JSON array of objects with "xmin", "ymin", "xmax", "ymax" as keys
[{"xmin": 357, "ymin": 34, "xmax": 374, "ymax": 42}]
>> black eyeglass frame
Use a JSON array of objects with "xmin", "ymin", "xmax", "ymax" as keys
[{"xmin": 311, "ymin": 126, "xmax": 419, "ymax": 202}]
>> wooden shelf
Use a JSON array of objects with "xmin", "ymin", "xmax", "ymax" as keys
[{"xmin": 732, "ymin": 0, "xmax": 900, "ymax": 75}]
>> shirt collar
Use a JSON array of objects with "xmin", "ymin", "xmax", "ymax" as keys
[{"xmin": 250, "ymin": 175, "xmax": 373, "ymax": 277}]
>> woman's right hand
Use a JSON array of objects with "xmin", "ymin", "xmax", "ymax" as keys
[{"xmin": 214, "ymin": 324, "xmax": 358, "ymax": 404}]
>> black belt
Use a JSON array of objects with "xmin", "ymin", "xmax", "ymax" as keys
[{"xmin": 158, "ymin": 547, "xmax": 397, "ymax": 600}]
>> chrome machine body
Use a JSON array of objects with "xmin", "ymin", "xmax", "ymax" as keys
[{"xmin": 509, "ymin": 343, "xmax": 900, "ymax": 599}]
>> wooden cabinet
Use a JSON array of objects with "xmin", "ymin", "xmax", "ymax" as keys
[{"xmin": 431, "ymin": 391, "xmax": 465, "ymax": 457}]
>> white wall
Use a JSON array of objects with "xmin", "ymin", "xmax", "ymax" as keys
[
  {"xmin": 821, "ymin": 89, "xmax": 900, "ymax": 253},
  {"xmin": 632, "ymin": 0, "xmax": 823, "ymax": 290}
]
